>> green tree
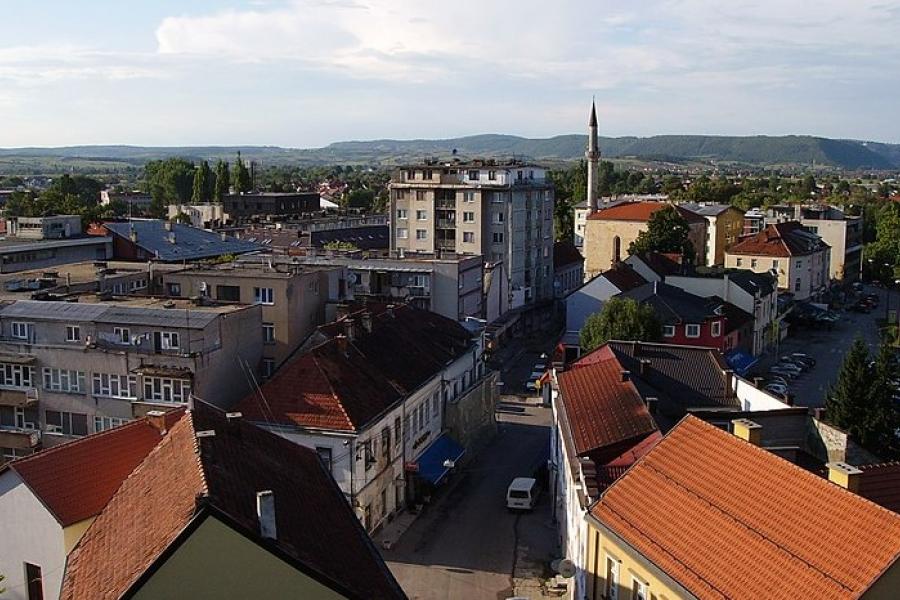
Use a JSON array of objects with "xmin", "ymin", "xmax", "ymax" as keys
[
  {"xmin": 191, "ymin": 162, "xmax": 208, "ymax": 204},
  {"xmin": 232, "ymin": 152, "xmax": 252, "ymax": 194},
  {"xmin": 214, "ymin": 160, "xmax": 230, "ymax": 201},
  {"xmin": 580, "ymin": 297, "xmax": 662, "ymax": 353},
  {"xmin": 144, "ymin": 158, "xmax": 195, "ymax": 217},
  {"xmin": 826, "ymin": 339, "xmax": 900, "ymax": 458},
  {"xmin": 344, "ymin": 188, "xmax": 375, "ymax": 209},
  {"xmin": 628, "ymin": 205, "xmax": 695, "ymax": 263}
]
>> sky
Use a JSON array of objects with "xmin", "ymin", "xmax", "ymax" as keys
[{"xmin": 2, "ymin": 0, "xmax": 899, "ymax": 147}]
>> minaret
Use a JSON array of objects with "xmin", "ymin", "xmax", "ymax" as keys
[{"xmin": 586, "ymin": 99, "xmax": 600, "ymax": 211}]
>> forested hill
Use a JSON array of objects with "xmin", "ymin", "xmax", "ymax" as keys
[{"xmin": 1, "ymin": 134, "xmax": 898, "ymax": 171}]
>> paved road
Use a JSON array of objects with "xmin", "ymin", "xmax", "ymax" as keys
[
  {"xmin": 383, "ymin": 406, "xmax": 556, "ymax": 600},
  {"xmin": 762, "ymin": 285, "xmax": 888, "ymax": 408}
]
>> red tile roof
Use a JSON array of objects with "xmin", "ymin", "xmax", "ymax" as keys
[
  {"xmin": 858, "ymin": 462, "xmax": 900, "ymax": 514},
  {"xmin": 590, "ymin": 416, "xmax": 900, "ymax": 599},
  {"xmin": 239, "ymin": 303, "xmax": 473, "ymax": 432},
  {"xmin": 557, "ymin": 345, "xmax": 658, "ymax": 457},
  {"xmin": 601, "ymin": 264, "xmax": 647, "ymax": 292},
  {"xmin": 61, "ymin": 402, "xmax": 405, "ymax": 600},
  {"xmin": 7, "ymin": 410, "xmax": 183, "ymax": 527},
  {"xmin": 728, "ymin": 221, "xmax": 829, "ymax": 257},
  {"xmin": 587, "ymin": 201, "xmax": 704, "ymax": 223}
]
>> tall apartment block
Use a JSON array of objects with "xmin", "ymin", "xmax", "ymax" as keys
[{"xmin": 388, "ymin": 160, "xmax": 555, "ymax": 307}]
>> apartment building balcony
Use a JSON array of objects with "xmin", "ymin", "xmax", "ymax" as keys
[
  {"xmin": 437, "ymin": 217, "xmax": 457, "ymax": 228},
  {"xmin": 0, "ymin": 387, "xmax": 39, "ymax": 408},
  {"xmin": 0, "ymin": 427, "xmax": 41, "ymax": 451},
  {"xmin": 437, "ymin": 239, "xmax": 457, "ymax": 251},
  {"xmin": 435, "ymin": 198, "xmax": 457, "ymax": 210}
]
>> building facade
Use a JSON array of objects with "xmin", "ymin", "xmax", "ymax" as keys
[
  {"xmin": 388, "ymin": 160, "xmax": 555, "ymax": 308},
  {"xmin": 679, "ymin": 203, "xmax": 745, "ymax": 266}
]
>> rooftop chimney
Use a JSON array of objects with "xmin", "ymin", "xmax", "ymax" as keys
[
  {"xmin": 335, "ymin": 334, "xmax": 349, "ymax": 355},
  {"xmin": 644, "ymin": 396, "xmax": 658, "ymax": 415},
  {"xmin": 344, "ymin": 318, "xmax": 355, "ymax": 341},
  {"xmin": 826, "ymin": 462, "xmax": 863, "ymax": 493},
  {"xmin": 256, "ymin": 490, "xmax": 277, "ymax": 540},
  {"xmin": 731, "ymin": 418, "xmax": 762, "ymax": 446},
  {"xmin": 220, "ymin": 231, "xmax": 228, "ymax": 241},
  {"xmin": 164, "ymin": 220, "xmax": 173, "ymax": 231},
  {"xmin": 639, "ymin": 358, "xmax": 651, "ymax": 377},
  {"xmin": 620, "ymin": 370, "xmax": 630, "ymax": 383},
  {"xmin": 723, "ymin": 368, "xmax": 735, "ymax": 399},
  {"xmin": 361, "ymin": 312, "xmax": 373, "ymax": 333},
  {"xmin": 129, "ymin": 227, "xmax": 138, "ymax": 243},
  {"xmin": 145, "ymin": 410, "xmax": 168, "ymax": 434}
]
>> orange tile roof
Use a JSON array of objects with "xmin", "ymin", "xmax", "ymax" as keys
[
  {"xmin": 7, "ymin": 409, "xmax": 183, "ymax": 527},
  {"xmin": 589, "ymin": 416, "xmax": 900, "ymax": 599},
  {"xmin": 586, "ymin": 201, "xmax": 704, "ymax": 223},
  {"xmin": 557, "ymin": 346, "xmax": 658, "ymax": 457},
  {"xmin": 728, "ymin": 221, "xmax": 828, "ymax": 257},
  {"xmin": 61, "ymin": 402, "xmax": 405, "ymax": 600}
]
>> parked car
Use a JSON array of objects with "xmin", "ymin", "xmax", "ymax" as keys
[
  {"xmin": 765, "ymin": 383, "xmax": 789, "ymax": 395},
  {"xmin": 532, "ymin": 363, "xmax": 546, "ymax": 372},
  {"xmin": 866, "ymin": 294, "xmax": 880, "ymax": 306},
  {"xmin": 790, "ymin": 353, "xmax": 816, "ymax": 366},
  {"xmin": 506, "ymin": 477, "xmax": 539, "ymax": 511},
  {"xmin": 769, "ymin": 367, "xmax": 797, "ymax": 379},
  {"xmin": 775, "ymin": 361, "xmax": 803, "ymax": 373},
  {"xmin": 767, "ymin": 375, "xmax": 790, "ymax": 387},
  {"xmin": 851, "ymin": 301, "xmax": 872, "ymax": 313},
  {"xmin": 780, "ymin": 357, "xmax": 809, "ymax": 370}
]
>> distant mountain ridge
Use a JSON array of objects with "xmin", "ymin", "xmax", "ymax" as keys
[{"xmin": 1, "ymin": 134, "xmax": 898, "ymax": 170}]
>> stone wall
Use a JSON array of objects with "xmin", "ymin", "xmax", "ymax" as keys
[{"xmin": 444, "ymin": 370, "xmax": 498, "ymax": 463}]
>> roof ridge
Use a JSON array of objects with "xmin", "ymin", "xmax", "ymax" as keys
[
  {"xmin": 311, "ymin": 347, "xmax": 356, "ymax": 432},
  {"xmin": 187, "ymin": 411, "xmax": 211, "ymax": 497}
]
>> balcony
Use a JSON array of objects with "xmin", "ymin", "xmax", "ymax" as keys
[
  {"xmin": 0, "ymin": 427, "xmax": 41, "ymax": 450},
  {"xmin": 435, "ymin": 198, "xmax": 457, "ymax": 210},
  {"xmin": 437, "ymin": 239, "xmax": 457, "ymax": 251},
  {"xmin": 0, "ymin": 387, "xmax": 38, "ymax": 408},
  {"xmin": 436, "ymin": 218, "xmax": 457, "ymax": 228}
]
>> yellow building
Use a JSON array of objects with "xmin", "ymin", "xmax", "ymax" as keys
[
  {"xmin": 583, "ymin": 202, "xmax": 707, "ymax": 279},
  {"xmin": 679, "ymin": 203, "xmax": 745, "ymax": 266},
  {"xmin": 583, "ymin": 416, "xmax": 900, "ymax": 600}
]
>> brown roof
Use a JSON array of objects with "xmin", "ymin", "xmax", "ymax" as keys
[
  {"xmin": 728, "ymin": 221, "xmax": 829, "ymax": 257},
  {"xmin": 7, "ymin": 410, "xmax": 183, "ymax": 527},
  {"xmin": 61, "ymin": 402, "xmax": 405, "ymax": 600},
  {"xmin": 557, "ymin": 345, "xmax": 658, "ymax": 457},
  {"xmin": 239, "ymin": 304, "xmax": 472, "ymax": 432},
  {"xmin": 602, "ymin": 264, "xmax": 647, "ymax": 292},
  {"xmin": 590, "ymin": 416, "xmax": 900, "ymax": 599},
  {"xmin": 587, "ymin": 201, "xmax": 704, "ymax": 223},
  {"xmin": 553, "ymin": 240, "xmax": 584, "ymax": 269},
  {"xmin": 858, "ymin": 462, "xmax": 900, "ymax": 514}
]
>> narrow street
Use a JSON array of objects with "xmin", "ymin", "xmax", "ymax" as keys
[{"xmin": 383, "ymin": 406, "xmax": 555, "ymax": 600}]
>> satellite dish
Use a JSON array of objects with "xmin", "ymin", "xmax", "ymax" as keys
[{"xmin": 552, "ymin": 558, "xmax": 577, "ymax": 579}]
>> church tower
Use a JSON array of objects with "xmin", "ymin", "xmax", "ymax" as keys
[{"xmin": 586, "ymin": 99, "xmax": 600, "ymax": 211}]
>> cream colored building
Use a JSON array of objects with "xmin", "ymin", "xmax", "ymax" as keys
[{"xmin": 679, "ymin": 203, "xmax": 745, "ymax": 266}]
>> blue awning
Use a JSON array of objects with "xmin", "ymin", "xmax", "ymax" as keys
[
  {"xmin": 725, "ymin": 350, "xmax": 759, "ymax": 376},
  {"xmin": 415, "ymin": 434, "xmax": 466, "ymax": 485}
]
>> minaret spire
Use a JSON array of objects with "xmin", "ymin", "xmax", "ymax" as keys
[{"xmin": 586, "ymin": 98, "xmax": 600, "ymax": 211}]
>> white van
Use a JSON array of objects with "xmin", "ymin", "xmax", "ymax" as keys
[{"xmin": 506, "ymin": 477, "xmax": 539, "ymax": 511}]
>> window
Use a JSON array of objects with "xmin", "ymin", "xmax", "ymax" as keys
[
  {"xmin": 772, "ymin": 259, "xmax": 780, "ymax": 269},
  {"xmin": 412, "ymin": 406, "xmax": 419, "ymax": 432},
  {"xmin": 492, "ymin": 232, "xmax": 504, "ymax": 244},
  {"xmin": 262, "ymin": 323, "xmax": 275, "ymax": 344},
  {"xmin": 432, "ymin": 392, "xmax": 439, "ymax": 418},
  {"xmin": 605, "ymin": 557, "xmax": 620, "ymax": 600},
  {"xmin": 463, "ymin": 211, "xmax": 475, "ymax": 223},
  {"xmin": 403, "ymin": 414, "xmax": 410, "ymax": 442},
  {"xmin": 493, "ymin": 211, "xmax": 504, "ymax": 224},
  {"xmin": 25, "ymin": 562, "xmax": 43, "ymax": 600},
  {"xmin": 711, "ymin": 321, "xmax": 722, "ymax": 337},
  {"xmin": 685, "ymin": 324, "xmax": 701, "ymax": 338},
  {"xmin": 416, "ymin": 229, "xmax": 428, "ymax": 240},
  {"xmin": 418, "ymin": 404, "xmax": 425, "ymax": 430},
  {"xmin": 253, "ymin": 287, "xmax": 274, "ymax": 305},
  {"xmin": 113, "ymin": 327, "xmax": 130, "ymax": 344},
  {"xmin": 160, "ymin": 331, "xmax": 180, "ymax": 350},
  {"xmin": 467, "ymin": 170, "xmax": 479, "ymax": 181},
  {"xmin": 463, "ymin": 232, "xmax": 475, "ymax": 243},
  {"xmin": 631, "ymin": 577, "xmax": 648, "ymax": 600},
  {"xmin": 11, "ymin": 321, "xmax": 32, "ymax": 340},
  {"xmin": 423, "ymin": 169, "xmax": 433, "ymax": 180},
  {"xmin": 94, "ymin": 416, "xmax": 128, "ymax": 432},
  {"xmin": 736, "ymin": 258, "xmax": 743, "ymax": 267},
  {"xmin": 381, "ymin": 427, "xmax": 390, "ymax": 458},
  {"xmin": 0, "ymin": 364, "xmax": 34, "ymax": 388},
  {"xmin": 663, "ymin": 325, "xmax": 675, "ymax": 337},
  {"xmin": 316, "ymin": 447, "xmax": 333, "ymax": 472},
  {"xmin": 394, "ymin": 417, "xmax": 401, "ymax": 446},
  {"xmin": 797, "ymin": 260, "xmax": 803, "ymax": 268},
  {"xmin": 45, "ymin": 410, "xmax": 88, "ymax": 436},
  {"xmin": 65, "ymin": 325, "xmax": 81, "ymax": 342},
  {"xmin": 415, "ymin": 190, "xmax": 426, "ymax": 201},
  {"xmin": 424, "ymin": 399, "xmax": 431, "ymax": 422},
  {"xmin": 463, "ymin": 191, "xmax": 475, "ymax": 202},
  {"xmin": 416, "ymin": 210, "xmax": 427, "ymax": 220},
  {"xmin": 143, "ymin": 376, "xmax": 191, "ymax": 404},
  {"xmin": 397, "ymin": 227, "xmax": 408, "ymax": 239},
  {"xmin": 42, "ymin": 368, "xmax": 85, "ymax": 393},
  {"xmin": 216, "ymin": 285, "xmax": 241, "ymax": 302},
  {"xmin": 396, "ymin": 208, "xmax": 407, "ymax": 219},
  {"xmin": 751, "ymin": 258, "xmax": 758, "ymax": 268},
  {"xmin": 488, "ymin": 170, "xmax": 496, "ymax": 181},
  {"xmin": 263, "ymin": 358, "xmax": 276, "ymax": 378},
  {"xmin": 167, "ymin": 282, "xmax": 184, "ymax": 297},
  {"xmin": 92, "ymin": 373, "xmax": 138, "ymax": 399}
]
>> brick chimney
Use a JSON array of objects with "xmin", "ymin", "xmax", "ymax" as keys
[
  {"xmin": 644, "ymin": 396, "xmax": 658, "ymax": 415},
  {"xmin": 826, "ymin": 462, "xmax": 863, "ymax": 493},
  {"xmin": 732, "ymin": 418, "xmax": 762, "ymax": 445},
  {"xmin": 620, "ymin": 370, "xmax": 630, "ymax": 383},
  {"xmin": 639, "ymin": 359, "xmax": 651, "ymax": 378},
  {"xmin": 145, "ymin": 410, "xmax": 168, "ymax": 434}
]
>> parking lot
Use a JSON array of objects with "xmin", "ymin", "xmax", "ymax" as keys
[{"xmin": 756, "ymin": 285, "xmax": 888, "ymax": 408}]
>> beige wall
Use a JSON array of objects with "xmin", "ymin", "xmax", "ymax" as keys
[
  {"xmin": 132, "ymin": 515, "xmax": 349, "ymax": 600},
  {"xmin": 63, "ymin": 517, "xmax": 94, "ymax": 553},
  {"xmin": 725, "ymin": 249, "xmax": 829, "ymax": 300},
  {"xmin": 583, "ymin": 220, "xmax": 646, "ymax": 279},
  {"xmin": 709, "ymin": 209, "xmax": 744, "ymax": 266},
  {"xmin": 585, "ymin": 521, "xmax": 690, "ymax": 600}
]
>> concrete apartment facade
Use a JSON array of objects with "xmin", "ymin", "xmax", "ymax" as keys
[
  {"xmin": 388, "ymin": 160, "xmax": 555, "ymax": 308},
  {"xmin": 160, "ymin": 261, "xmax": 350, "ymax": 375},
  {"xmin": 679, "ymin": 203, "xmax": 745, "ymax": 266},
  {"xmin": 293, "ymin": 253, "xmax": 484, "ymax": 321},
  {"xmin": 0, "ymin": 298, "xmax": 261, "ymax": 459}
]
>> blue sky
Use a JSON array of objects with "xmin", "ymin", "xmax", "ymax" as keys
[{"xmin": 2, "ymin": 0, "xmax": 899, "ymax": 147}]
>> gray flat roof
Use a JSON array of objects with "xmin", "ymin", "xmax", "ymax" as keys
[{"xmin": 0, "ymin": 236, "xmax": 111, "ymax": 253}]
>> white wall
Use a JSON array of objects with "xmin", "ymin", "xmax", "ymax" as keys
[
  {"xmin": 734, "ymin": 377, "xmax": 792, "ymax": 411},
  {"xmin": 0, "ymin": 470, "xmax": 67, "ymax": 600}
]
